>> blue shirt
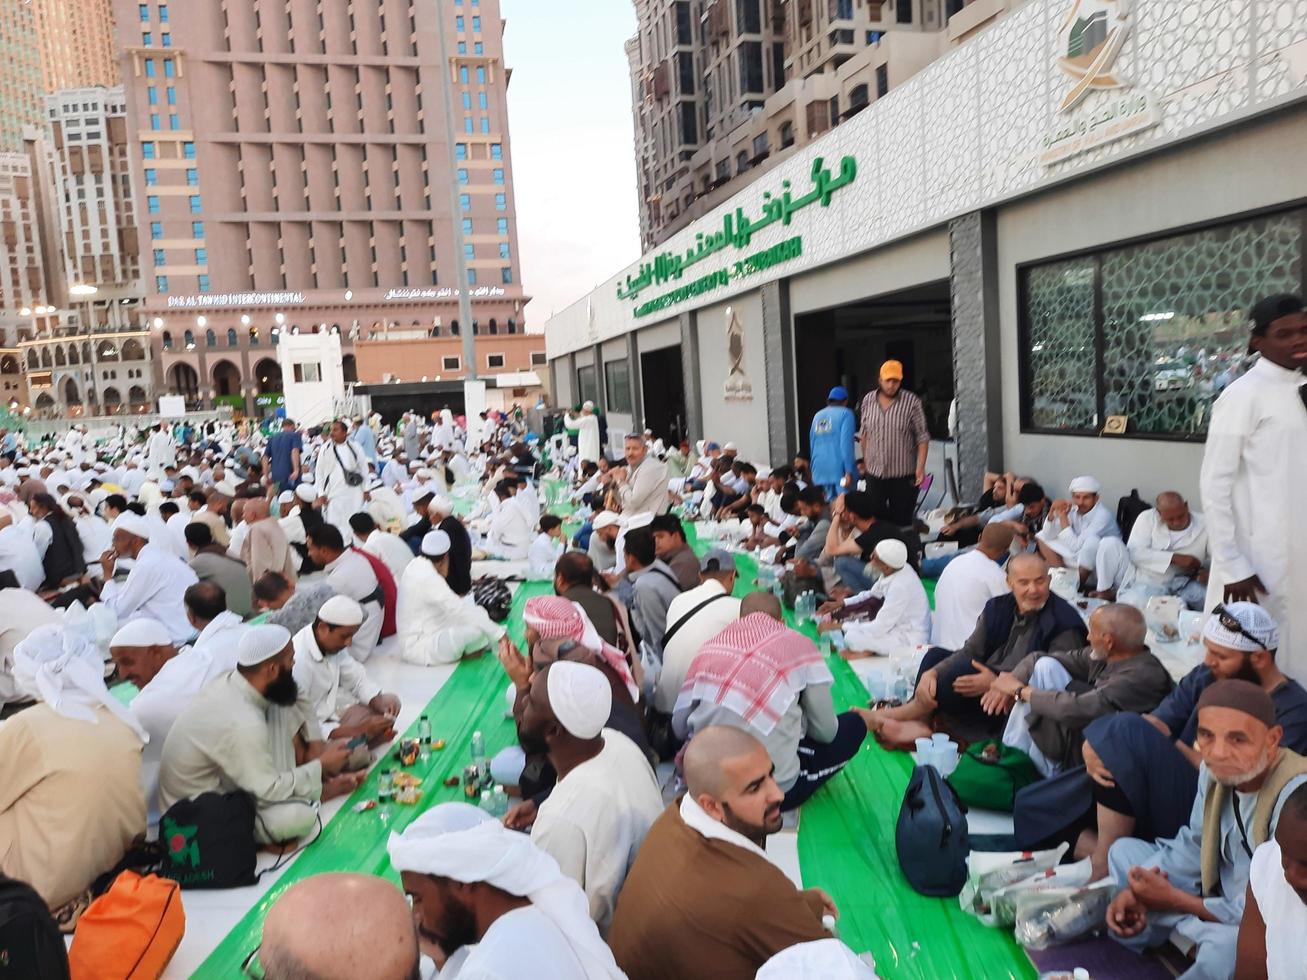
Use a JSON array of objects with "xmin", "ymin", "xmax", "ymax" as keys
[
  {"xmin": 809, "ymin": 404, "xmax": 857, "ymax": 486},
  {"xmin": 351, "ymin": 424, "xmax": 377, "ymax": 463},
  {"xmin": 1153, "ymin": 665, "xmax": 1307, "ymax": 751},
  {"xmin": 264, "ymin": 430, "xmax": 303, "ymax": 483}
]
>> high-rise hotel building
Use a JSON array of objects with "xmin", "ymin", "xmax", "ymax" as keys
[{"xmin": 113, "ymin": 0, "xmax": 530, "ymax": 410}]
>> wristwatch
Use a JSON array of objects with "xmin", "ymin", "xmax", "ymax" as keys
[{"xmin": 1016, "ymin": 685, "xmax": 1031, "ymax": 703}]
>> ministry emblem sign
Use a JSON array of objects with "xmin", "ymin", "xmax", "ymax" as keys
[{"xmin": 1041, "ymin": 0, "xmax": 1160, "ymax": 164}]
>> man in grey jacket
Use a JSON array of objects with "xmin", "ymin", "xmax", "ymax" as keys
[
  {"xmin": 617, "ymin": 434, "xmax": 670, "ymax": 517},
  {"xmin": 984, "ymin": 603, "xmax": 1174, "ymax": 775}
]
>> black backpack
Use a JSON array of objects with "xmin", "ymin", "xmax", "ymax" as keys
[
  {"xmin": 0, "ymin": 875, "xmax": 70, "ymax": 980},
  {"xmin": 157, "ymin": 792, "xmax": 258, "ymax": 890},
  {"xmin": 1116, "ymin": 489, "xmax": 1150, "ymax": 539},
  {"xmin": 471, "ymin": 577, "xmax": 513, "ymax": 623},
  {"xmin": 896, "ymin": 764, "xmax": 971, "ymax": 898}
]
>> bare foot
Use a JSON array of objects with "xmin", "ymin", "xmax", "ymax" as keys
[
  {"xmin": 839, "ymin": 647, "xmax": 874, "ymax": 661},
  {"xmin": 876, "ymin": 718, "xmax": 934, "ymax": 751},
  {"xmin": 323, "ymin": 771, "xmax": 367, "ymax": 801}
]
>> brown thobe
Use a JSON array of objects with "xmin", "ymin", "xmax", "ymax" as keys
[
  {"xmin": 243, "ymin": 518, "xmax": 298, "ymax": 585},
  {"xmin": 608, "ymin": 802, "xmax": 828, "ymax": 980}
]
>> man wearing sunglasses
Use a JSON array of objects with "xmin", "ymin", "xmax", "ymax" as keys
[{"xmin": 1201, "ymin": 292, "xmax": 1307, "ymax": 683}]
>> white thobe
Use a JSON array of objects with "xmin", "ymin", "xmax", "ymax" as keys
[
  {"xmin": 186, "ymin": 610, "xmax": 249, "ymax": 674},
  {"xmin": 0, "ymin": 525, "xmax": 44, "ymax": 591},
  {"xmin": 323, "ymin": 549, "xmax": 383, "ymax": 660},
  {"xmin": 100, "ymin": 543, "xmax": 199, "ymax": 643},
  {"xmin": 228, "ymin": 519, "xmax": 252, "ymax": 561},
  {"xmin": 450, "ymin": 906, "xmax": 589, "ymax": 980},
  {"xmin": 74, "ymin": 514, "xmax": 112, "ymax": 566},
  {"xmin": 120, "ymin": 468, "xmax": 147, "ymax": 497},
  {"xmin": 527, "ymin": 532, "xmax": 564, "ymax": 579},
  {"xmin": 363, "ymin": 528, "xmax": 413, "ymax": 582},
  {"xmin": 530, "ymin": 729, "xmax": 664, "ymax": 934},
  {"xmin": 566, "ymin": 413, "xmax": 602, "ymax": 464},
  {"xmin": 314, "ymin": 439, "xmax": 367, "ymax": 537},
  {"xmin": 1096, "ymin": 508, "xmax": 1209, "ymax": 604},
  {"xmin": 145, "ymin": 430, "xmax": 174, "ymax": 475},
  {"xmin": 930, "ymin": 548, "xmax": 1011, "ymax": 649},
  {"xmin": 1037, "ymin": 500, "xmax": 1120, "ymax": 569},
  {"xmin": 1201, "ymin": 357, "xmax": 1307, "ymax": 682},
  {"xmin": 486, "ymin": 497, "xmax": 533, "ymax": 560},
  {"xmin": 843, "ymin": 566, "xmax": 933, "ymax": 655},
  {"xmin": 291, "ymin": 625, "xmax": 381, "ymax": 729},
  {"xmin": 132, "ymin": 646, "xmax": 226, "ymax": 822},
  {"xmin": 0, "ymin": 588, "xmax": 62, "ymax": 704},
  {"xmin": 396, "ymin": 557, "xmax": 504, "ymax": 665}
]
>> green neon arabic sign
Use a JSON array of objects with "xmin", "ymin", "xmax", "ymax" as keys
[
  {"xmin": 617, "ymin": 155, "xmax": 857, "ymax": 303},
  {"xmin": 633, "ymin": 236, "xmax": 804, "ymax": 318}
]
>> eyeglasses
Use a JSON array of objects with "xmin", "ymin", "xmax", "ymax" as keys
[
  {"xmin": 1213, "ymin": 604, "xmax": 1266, "ymax": 651},
  {"xmin": 241, "ymin": 946, "xmax": 265, "ymax": 979}
]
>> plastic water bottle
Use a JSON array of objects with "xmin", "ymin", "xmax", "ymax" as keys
[
  {"xmin": 479, "ymin": 789, "xmax": 493, "ymax": 814},
  {"xmin": 378, "ymin": 768, "xmax": 394, "ymax": 804},
  {"xmin": 821, "ymin": 914, "xmax": 840, "ymax": 940},
  {"xmin": 418, "ymin": 715, "xmax": 432, "ymax": 761},
  {"xmin": 470, "ymin": 730, "xmax": 488, "ymax": 785},
  {"xmin": 491, "ymin": 784, "xmax": 509, "ymax": 818}
]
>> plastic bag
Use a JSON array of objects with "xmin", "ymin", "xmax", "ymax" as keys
[
  {"xmin": 986, "ymin": 857, "xmax": 1093, "ymax": 928},
  {"xmin": 1013, "ymin": 880, "xmax": 1115, "ymax": 950},
  {"xmin": 960, "ymin": 843, "xmax": 1068, "ymax": 919}
]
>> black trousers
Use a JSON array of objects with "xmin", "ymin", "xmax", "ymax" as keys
[{"xmin": 865, "ymin": 474, "xmax": 917, "ymax": 527}]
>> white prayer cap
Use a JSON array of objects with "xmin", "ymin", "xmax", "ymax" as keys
[
  {"xmin": 386, "ymin": 810, "xmax": 623, "ymax": 980},
  {"xmin": 546, "ymin": 661, "xmax": 611, "ymax": 739},
  {"xmin": 428, "ymin": 495, "xmax": 454, "ymax": 516},
  {"xmin": 757, "ymin": 940, "xmax": 877, "ymax": 980},
  {"xmin": 581, "ymin": 400, "xmax": 595, "ymax": 410},
  {"xmin": 415, "ymin": 468, "xmax": 435, "ymax": 481},
  {"xmin": 421, "ymin": 529, "xmax": 451, "ymax": 557},
  {"xmin": 411, "ymin": 483, "xmax": 437, "ymax": 502},
  {"xmin": 1202, "ymin": 601, "xmax": 1279, "ymax": 653},
  {"xmin": 295, "ymin": 482, "xmax": 318, "ymax": 503},
  {"xmin": 318, "ymin": 595, "xmax": 364, "ymax": 627},
  {"xmin": 873, "ymin": 538, "xmax": 908, "ymax": 570},
  {"xmin": 592, "ymin": 510, "xmax": 620, "ymax": 531},
  {"xmin": 13, "ymin": 624, "xmax": 148, "ymax": 742},
  {"xmin": 213, "ymin": 480, "xmax": 237, "ymax": 497},
  {"xmin": 110, "ymin": 511, "xmax": 152, "ymax": 541},
  {"xmin": 1068, "ymin": 475, "xmax": 1101, "ymax": 494},
  {"xmin": 109, "ymin": 618, "xmax": 171, "ymax": 649},
  {"xmin": 278, "ymin": 489, "xmax": 295, "ymax": 505},
  {"xmin": 237, "ymin": 624, "xmax": 292, "ymax": 667},
  {"xmin": 723, "ymin": 441, "xmax": 738, "ymax": 451}
]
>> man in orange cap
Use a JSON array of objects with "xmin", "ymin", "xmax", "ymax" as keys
[{"xmin": 857, "ymin": 359, "xmax": 930, "ymax": 527}]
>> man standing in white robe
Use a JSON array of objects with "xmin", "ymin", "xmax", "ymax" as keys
[
  {"xmin": 565, "ymin": 402, "xmax": 602, "ymax": 465},
  {"xmin": 145, "ymin": 422, "xmax": 174, "ymax": 477},
  {"xmin": 1201, "ymin": 293, "xmax": 1307, "ymax": 683},
  {"xmin": 313, "ymin": 420, "xmax": 367, "ymax": 537}
]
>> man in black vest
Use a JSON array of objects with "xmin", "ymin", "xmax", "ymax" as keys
[{"xmin": 861, "ymin": 553, "xmax": 1087, "ymax": 746}]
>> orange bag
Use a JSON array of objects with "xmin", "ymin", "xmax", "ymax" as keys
[{"xmin": 68, "ymin": 871, "xmax": 185, "ymax": 980}]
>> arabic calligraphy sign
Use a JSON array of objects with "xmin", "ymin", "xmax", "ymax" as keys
[
  {"xmin": 1040, "ymin": 91, "xmax": 1160, "ymax": 164},
  {"xmin": 633, "ymin": 236, "xmax": 804, "ymax": 319},
  {"xmin": 617, "ymin": 155, "xmax": 856, "ymax": 305}
]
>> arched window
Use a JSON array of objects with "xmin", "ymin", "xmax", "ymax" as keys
[
  {"xmin": 227, "ymin": 327, "xmax": 238, "ymax": 347},
  {"xmin": 68, "ymin": 344, "xmax": 80, "ymax": 364},
  {"xmin": 120, "ymin": 339, "xmax": 144, "ymax": 360},
  {"xmin": 54, "ymin": 346, "xmax": 66, "ymax": 366},
  {"xmin": 205, "ymin": 328, "xmax": 216, "ymax": 347},
  {"xmin": 507, "ymin": 317, "xmax": 518, "ymax": 334},
  {"xmin": 0, "ymin": 354, "xmax": 17, "ymax": 373},
  {"xmin": 249, "ymin": 326, "xmax": 259, "ymax": 346},
  {"xmin": 184, "ymin": 329, "xmax": 195, "ymax": 348},
  {"xmin": 98, "ymin": 342, "xmax": 119, "ymax": 361},
  {"xmin": 162, "ymin": 330, "xmax": 173, "ymax": 350},
  {"xmin": 40, "ymin": 348, "xmax": 52, "ymax": 368},
  {"xmin": 128, "ymin": 385, "xmax": 147, "ymax": 405},
  {"xmin": 488, "ymin": 318, "xmax": 498, "ymax": 335},
  {"xmin": 450, "ymin": 319, "xmax": 459, "ymax": 336},
  {"xmin": 27, "ymin": 350, "xmax": 38, "ymax": 368}
]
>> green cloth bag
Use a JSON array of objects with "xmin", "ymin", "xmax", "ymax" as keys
[{"xmin": 946, "ymin": 740, "xmax": 1040, "ymax": 812}]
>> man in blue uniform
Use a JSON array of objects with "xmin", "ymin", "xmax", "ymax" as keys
[{"xmin": 808, "ymin": 386, "xmax": 857, "ymax": 500}]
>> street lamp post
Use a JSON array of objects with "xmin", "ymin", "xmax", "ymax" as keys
[{"xmin": 433, "ymin": 0, "xmax": 478, "ymax": 381}]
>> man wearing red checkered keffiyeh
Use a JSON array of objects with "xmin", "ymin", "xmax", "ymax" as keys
[
  {"xmin": 523, "ymin": 595, "xmax": 639, "ymax": 701},
  {"xmin": 672, "ymin": 612, "xmax": 871, "ymax": 810}
]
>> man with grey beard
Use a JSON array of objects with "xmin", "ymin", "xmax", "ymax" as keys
[
  {"xmin": 1106, "ymin": 680, "xmax": 1307, "ymax": 980},
  {"xmin": 984, "ymin": 603, "xmax": 1175, "ymax": 776}
]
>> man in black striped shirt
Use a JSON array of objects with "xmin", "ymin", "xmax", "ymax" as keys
[{"xmin": 858, "ymin": 359, "xmax": 930, "ymax": 527}]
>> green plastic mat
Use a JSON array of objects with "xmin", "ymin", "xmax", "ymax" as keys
[{"xmin": 196, "ymin": 581, "xmax": 552, "ymax": 977}]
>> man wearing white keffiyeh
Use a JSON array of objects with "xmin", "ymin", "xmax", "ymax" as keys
[
  {"xmin": 388, "ymin": 803, "xmax": 628, "ymax": 980},
  {"xmin": 1, "ymin": 624, "xmax": 147, "ymax": 910}
]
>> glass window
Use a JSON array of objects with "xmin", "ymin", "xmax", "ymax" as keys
[
  {"xmin": 497, "ymin": 217, "xmax": 508, "ymax": 234},
  {"xmin": 191, "ymin": 221, "xmax": 204, "ymax": 237},
  {"xmin": 459, "ymin": 193, "xmax": 471, "ymax": 210},
  {"xmin": 458, "ymin": 42, "xmax": 467, "ymax": 54},
  {"xmin": 487, "ymin": 353, "xmax": 505, "ymax": 369},
  {"xmin": 195, "ymin": 248, "xmax": 207, "ymax": 263},
  {"xmin": 164, "ymin": 59, "xmax": 175, "ymax": 77},
  {"xmin": 457, "ymin": 168, "xmax": 468, "ymax": 183},
  {"xmin": 145, "ymin": 168, "xmax": 157, "ymax": 185},
  {"xmin": 139, "ymin": 4, "xmax": 149, "ymax": 21},
  {"xmin": 167, "ymin": 87, "xmax": 176, "ymax": 105},
  {"xmin": 495, "ymin": 193, "xmax": 505, "ymax": 211},
  {"xmin": 456, "ymin": 16, "xmax": 465, "ymax": 30},
  {"xmin": 169, "ymin": 113, "xmax": 179, "ymax": 129},
  {"xmin": 455, "ymin": 143, "xmax": 467, "ymax": 160},
  {"xmin": 476, "ymin": 67, "xmax": 486, "ymax": 84},
  {"xmin": 576, "ymin": 364, "xmax": 599, "ymax": 406},
  {"xmin": 472, "ymin": 16, "xmax": 481, "ymax": 31},
  {"xmin": 145, "ymin": 58, "xmax": 155, "ymax": 77},
  {"xmin": 188, "ymin": 195, "xmax": 201, "ymax": 213},
  {"xmin": 159, "ymin": 4, "xmax": 168, "ymax": 20},
  {"xmin": 462, "ymin": 92, "xmax": 472, "ymax": 109},
  {"xmin": 147, "ymin": 195, "xmax": 160, "ymax": 213},
  {"xmin": 479, "ymin": 118, "xmax": 490, "ymax": 133},
  {"xmin": 490, "ymin": 143, "xmax": 502, "ymax": 160},
  {"xmin": 156, "ymin": 276, "xmax": 168, "ymax": 293},
  {"xmin": 462, "ymin": 218, "xmax": 473, "ymax": 234},
  {"xmin": 467, "ymin": 269, "xmax": 478, "ymax": 285},
  {"xmin": 153, "ymin": 248, "xmax": 166, "ymax": 264},
  {"xmin": 492, "ymin": 168, "xmax": 503, "ymax": 184},
  {"xmin": 464, "ymin": 117, "xmax": 473, "ymax": 133},
  {"xmin": 1020, "ymin": 208, "xmax": 1306, "ymax": 439},
  {"xmin": 183, "ymin": 142, "xmax": 195, "ymax": 158},
  {"xmin": 142, "ymin": 141, "xmax": 156, "ymax": 158},
  {"xmin": 149, "ymin": 113, "xmax": 160, "ymax": 130},
  {"xmin": 443, "ymin": 356, "xmax": 461, "ymax": 370},
  {"xmin": 459, "ymin": 66, "xmax": 469, "ymax": 84},
  {"xmin": 478, "ymin": 92, "xmax": 487, "ymax": 109},
  {"xmin": 475, "ymin": 42, "xmax": 484, "ymax": 54},
  {"xmin": 604, "ymin": 358, "xmax": 632, "ymax": 414},
  {"xmin": 150, "ymin": 221, "xmax": 163, "ymax": 238},
  {"xmin": 143, "ymin": 32, "xmax": 153, "ymax": 46},
  {"xmin": 198, "ymin": 275, "xmax": 210, "ymax": 292},
  {"xmin": 186, "ymin": 168, "xmax": 197, "ymax": 185},
  {"xmin": 148, "ymin": 87, "xmax": 158, "ymax": 105},
  {"xmin": 498, "ymin": 242, "xmax": 510, "ymax": 259},
  {"xmin": 501, "ymin": 267, "xmax": 512, "ymax": 284},
  {"xmin": 161, "ymin": 33, "xmax": 171, "ymax": 47},
  {"xmin": 463, "ymin": 244, "xmax": 474, "ymax": 259}
]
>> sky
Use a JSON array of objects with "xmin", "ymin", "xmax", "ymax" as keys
[{"xmin": 501, "ymin": 1, "xmax": 641, "ymax": 331}]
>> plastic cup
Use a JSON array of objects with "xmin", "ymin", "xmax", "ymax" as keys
[
  {"xmin": 915, "ymin": 737, "xmax": 933, "ymax": 758},
  {"xmin": 868, "ymin": 673, "xmax": 888, "ymax": 701},
  {"xmin": 931, "ymin": 733, "xmax": 951, "ymax": 748}
]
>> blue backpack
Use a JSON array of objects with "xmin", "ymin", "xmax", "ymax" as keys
[{"xmin": 896, "ymin": 763, "xmax": 971, "ymax": 897}]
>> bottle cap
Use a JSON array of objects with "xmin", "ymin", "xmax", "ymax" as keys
[{"xmin": 821, "ymin": 914, "xmax": 836, "ymax": 932}]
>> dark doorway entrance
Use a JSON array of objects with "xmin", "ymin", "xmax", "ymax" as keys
[
  {"xmin": 640, "ymin": 345, "xmax": 687, "ymax": 446},
  {"xmin": 793, "ymin": 281, "xmax": 953, "ymax": 453}
]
